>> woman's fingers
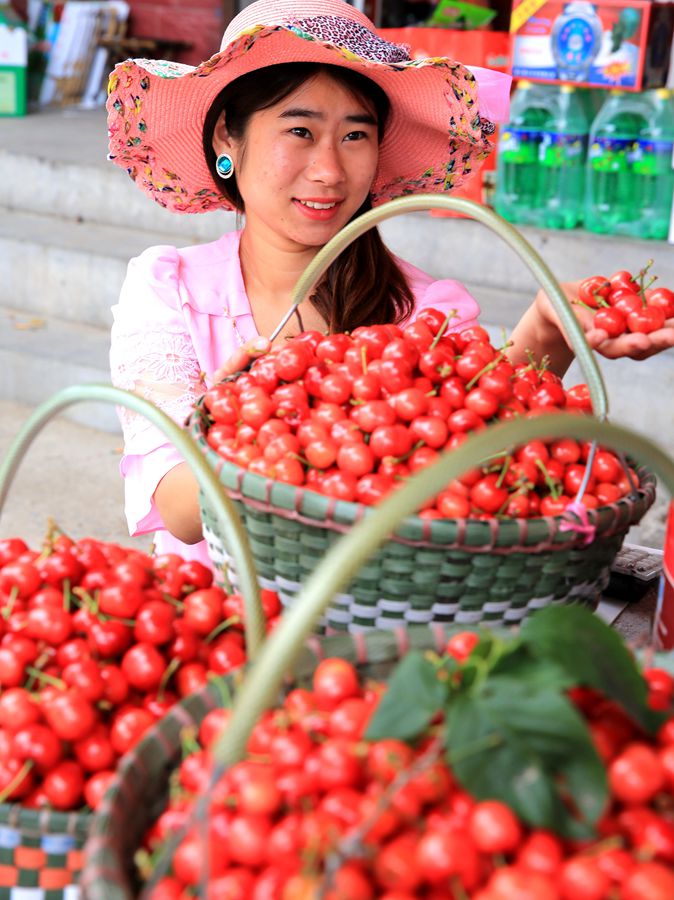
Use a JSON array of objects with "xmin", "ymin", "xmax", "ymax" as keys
[
  {"xmin": 591, "ymin": 324, "xmax": 674, "ymax": 360},
  {"xmin": 212, "ymin": 337, "xmax": 271, "ymax": 382}
]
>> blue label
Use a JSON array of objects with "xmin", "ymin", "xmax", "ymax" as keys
[
  {"xmin": 589, "ymin": 137, "xmax": 635, "ymax": 157},
  {"xmin": 540, "ymin": 132, "xmax": 587, "ymax": 160}
]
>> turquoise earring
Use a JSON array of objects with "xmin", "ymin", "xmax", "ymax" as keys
[{"xmin": 215, "ymin": 153, "xmax": 234, "ymax": 179}]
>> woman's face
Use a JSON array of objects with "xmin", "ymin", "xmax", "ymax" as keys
[{"xmin": 213, "ymin": 71, "xmax": 381, "ymax": 251}]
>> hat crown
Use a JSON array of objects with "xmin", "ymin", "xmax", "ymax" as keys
[{"xmin": 220, "ymin": 0, "xmax": 373, "ymax": 50}]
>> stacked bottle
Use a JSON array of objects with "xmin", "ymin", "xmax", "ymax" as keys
[
  {"xmin": 584, "ymin": 89, "xmax": 674, "ymax": 240},
  {"xmin": 494, "ymin": 81, "xmax": 589, "ymax": 229}
]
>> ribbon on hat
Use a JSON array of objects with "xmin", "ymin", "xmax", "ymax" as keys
[{"xmin": 559, "ymin": 500, "xmax": 597, "ymax": 546}]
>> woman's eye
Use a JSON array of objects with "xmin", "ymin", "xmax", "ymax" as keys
[
  {"xmin": 289, "ymin": 127, "xmax": 311, "ymax": 138},
  {"xmin": 344, "ymin": 130, "xmax": 369, "ymax": 142}
]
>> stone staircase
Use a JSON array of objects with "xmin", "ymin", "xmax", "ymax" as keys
[{"xmin": 2, "ymin": 106, "xmax": 673, "ymax": 452}]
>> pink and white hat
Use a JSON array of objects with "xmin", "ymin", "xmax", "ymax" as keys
[{"xmin": 107, "ymin": 0, "xmax": 511, "ymax": 215}]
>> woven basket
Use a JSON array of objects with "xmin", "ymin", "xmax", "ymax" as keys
[
  {"xmin": 0, "ymin": 805, "xmax": 89, "ymax": 899},
  {"xmin": 191, "ymin": 195, "xmax": 655, "ymax": 630},
  {"xmin": 80, "ymin": 624, "xmax": 475, "ymax": 900},
  {"xmin": 193, "ymin": 409, "xmax": 656, "ymax": 631},
  {"xmin": 81, "ymin": 414, "xmax": 674, "ymax": 899},
  {"xmin": 0, "ymin": 384, "xmax": 270, "ymax": 900}
]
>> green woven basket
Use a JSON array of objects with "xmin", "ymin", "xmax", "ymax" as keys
[
  {"xmin": 191, "ymin": 195, "xmax": 655, "ymax": 631},
  {"xmin": 0, "ymin": 385, "xmax": 269, "ymax": 900},
  {"xmin": 82, "ymin": 414, "xmax": 674, "ymax": 900},
  {"xmin": 192, "ymin": 408, "xmax": 656, "ymax": 631},
  {"xmin": 0, "ymin": 805, "xmax": 89, "ymax": 898}
]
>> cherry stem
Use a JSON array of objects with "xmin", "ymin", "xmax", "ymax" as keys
[
  {"xmin": 205, "ymin": 615, "xmax": 242, "ymax": 644},
  {"xmin": 429, "ymin": 309, "xmax": 458, "ymax": 350},
  {"xmin": 25, "ymin": 666, "xmax": 66, "ymax": 690},
  {"xmin": 160, "ymin": 593, "xmax": 185, "ymax": 611},
  {"xmin": 535, "ymin": 458, "xmax": 562, "ymax": 499},
  {"xmin": 495, "ymin": 454, "xmax": 512, "ymax": 489},
  {"xmin": 1, "ymin": 585, "xmax": 19, "ymax": 620},
  {"xmin": 24, "ymin": 650, "xmax": 51, "ymax": 691},
  {"xmin": 0, "ymin": 759, "xmax": 34, "ymax": 804},
  {"xmin": 157, "ymin": 657, "xmax": 181, "ymax": 701},
  {"xmin": 465, "ymin": 353, "xmax": 506, "ymax": 392}
]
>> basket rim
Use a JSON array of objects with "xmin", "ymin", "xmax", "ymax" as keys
[
  {"xmin": 190, "ymin": 404, "xmax": 657, "ymax": 551},
  {"xmin": 0, "ymin": 801, "xmax": 91, "ymax": 840}
]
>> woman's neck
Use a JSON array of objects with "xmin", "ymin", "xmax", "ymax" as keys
[
  {"xmin": 239, "ymin": 223, "xmax": 317, "ymax": 306},
  {"xmin": 238, "ymin": 223, "xmax": 327, "ymax": 341}
]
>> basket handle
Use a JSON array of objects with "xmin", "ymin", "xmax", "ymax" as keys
[
  {"xmin": 0, "ymin": 384, "xmax": 267, "ymax": 659},
  {"xmin": 273, "ymin": 195, "xmax": 608, "ymax": 421},
  {"xmin": 212, "ymin": 412, "xmax": 674, "ymax": 766}
]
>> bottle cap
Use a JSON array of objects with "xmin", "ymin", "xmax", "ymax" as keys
[
  {"xmin": 655, "ymin": 88, "xmax": 672, "ymax": 100},
  {"xmin": 560, "ymin": 84, "xmax": 576, "ymax": 94}
]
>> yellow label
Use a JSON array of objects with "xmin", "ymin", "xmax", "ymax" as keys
[{"xmin": 510, "ymin": 0, "xmax": 549, "ymax": 33}]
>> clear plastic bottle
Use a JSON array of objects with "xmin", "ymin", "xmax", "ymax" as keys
[
  {"xmin": 584, "ymin": 89, "xmax": 674, "ymax": 239},
  {"xmin": 536, "ymin": 84, "xmax": 589, "ymax": 228},
  {"xmin": 495, "ymin": 82, "xmax": 588, "ymax": 229},
  {"xmin": 633, "ymin": 89, "xmax": 674, "ymax": 241}
]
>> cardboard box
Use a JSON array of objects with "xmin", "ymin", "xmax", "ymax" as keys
[
  {"xmin": 510, "ymin": 0, "xmax": 674, "ymax": 91},
  {"xmin": 0, "ymin": 3, "xmax": 28, "ymax": 116}
]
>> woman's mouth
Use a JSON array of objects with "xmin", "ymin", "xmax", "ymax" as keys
[{"xmin": 294, "ymin": 198, "xmax": 343, "ymax": 220}]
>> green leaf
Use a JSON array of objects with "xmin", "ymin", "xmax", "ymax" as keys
[
  {"xmin": 446, "ymin": 675, "xmax": 608, "ymax": 838},
  {"xmin": 490, "ymin": 643, "xmax": 577, "ymax": 692},
  {"xmin": 520, "ymin": 605, "xmax": 664, "ymax": 734},
  {"xmin": 365, "ymin": 651, "xmax": 449, "ymax": 742}
]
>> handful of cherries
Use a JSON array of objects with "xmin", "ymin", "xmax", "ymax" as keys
[{"xmin": 577, "ymin": 264, "xmax": 674, "ymax": 338}]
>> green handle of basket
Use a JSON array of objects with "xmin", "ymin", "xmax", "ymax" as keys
[
  {"xmin": 285, "ymin": 195, "xmax": 608, "ymax": 421},
  {"xmin": 212, "ymin": 412, "xmax": 674, "ymax": 767},
  {"xmin": 0, "ymin": 384, "xmax": 266, "ymax": 659}
]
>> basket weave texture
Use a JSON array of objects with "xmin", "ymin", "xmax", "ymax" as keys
[
  {"xmin": 81, "ymin": 625, "xmax": 464, "ymax": 900},
  {"xmin": 190, "ymin": 409, "xmax": 657, "ymax": 631},
  {"xmin": 0, "ymin": 804, "xmax": 89, "ymax": 899}
]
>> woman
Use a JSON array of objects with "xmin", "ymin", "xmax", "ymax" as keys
[{"xmin": 108, "ymin": 0, "xmax": 674, "ymax": 564}]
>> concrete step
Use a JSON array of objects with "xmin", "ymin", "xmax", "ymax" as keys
[
  {"xmin": 0, "ymin": 400, "xmax": 145, "ymax": 551},
  {"xmin": 0, "ymin": 304, "xmax": 120, "ymax": 432},
  {"xmin": 0, "ymin": 208, "xmax": 195, "ymax": 329},
  {"xmin": 1, "ymin": 147, "xmax": 236, "ymax": 244}
]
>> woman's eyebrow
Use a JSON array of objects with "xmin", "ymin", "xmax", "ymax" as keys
[{"xmin": 279, "ymin": 107, "xmax": 377, "ymax": 125}]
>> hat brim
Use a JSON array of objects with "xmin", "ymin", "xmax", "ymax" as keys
[{"xmin": 107, "ymin": 23, "xmax": 498, "ymax": 214}]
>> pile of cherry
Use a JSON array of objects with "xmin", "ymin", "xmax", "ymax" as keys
[
  {"xmin": 140, "ymin": 637, "xmax": 674, "ymax": 900},
  {"xmin": 577, "ymin": 265, "xmax": 674, "ymax": 337},
  {"xmin": 203, "ymin": 309, "xmax": 638, "ymax": 518},
  {"xmin": 0, "ymin": 532, "xmax": 279, "ymax": 811}
]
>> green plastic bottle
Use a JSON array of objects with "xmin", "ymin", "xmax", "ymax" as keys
[
  {"xmin": 584, "ymin": 89, "xmax": 674, "ymax": 239},
  {"xmin": 495, "ymin": 82, "xmax": 588, "ymax": 229}
]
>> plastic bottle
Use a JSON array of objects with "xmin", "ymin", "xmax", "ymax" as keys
[
  {"xmin": 495, "ymin": 82, "xmax": 588, "ymax": 229},
  {"xmin": 584, "ymin": 89, "xmax": 674, "ymax": 240}
]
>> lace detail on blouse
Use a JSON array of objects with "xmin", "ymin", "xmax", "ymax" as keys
[{"xmin": 111, "ymin": 329, "xmax": 204, "ymax": 446}]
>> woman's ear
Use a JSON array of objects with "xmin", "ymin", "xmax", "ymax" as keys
[{"xmin": 212, "ymin": 111, "xmax": 235, "ymax": 157}]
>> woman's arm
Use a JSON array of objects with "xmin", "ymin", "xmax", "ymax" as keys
[{"xmin": 153, "ymin": 463, "xmax": 204, "ymax": 545}]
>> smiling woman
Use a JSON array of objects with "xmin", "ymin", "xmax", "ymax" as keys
[{"xmin": 106, "ymin": 0, "xmax": 674, "ymax": 566}]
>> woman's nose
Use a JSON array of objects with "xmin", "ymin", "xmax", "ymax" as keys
[{"xmin": 308, "ymin": 141, "xmax": 346, "ymax": 184}]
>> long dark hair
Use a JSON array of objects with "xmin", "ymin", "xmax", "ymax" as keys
[{"xmin": 202, "ymin": 63, "xmax": 414, "ymax": 333}]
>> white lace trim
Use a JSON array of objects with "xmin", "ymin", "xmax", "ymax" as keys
[{"xmin": 111, "ymin": 330, "xmax": 204, "ymax": 444}]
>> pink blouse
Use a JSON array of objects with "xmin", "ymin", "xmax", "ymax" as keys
[{"xmin": 110, "ymin": 229, "xmax": 481, "ymax": 566}]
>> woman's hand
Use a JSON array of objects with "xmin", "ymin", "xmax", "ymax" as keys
[
  {"xmin": 212, "ymin": 336, "xmax": 271, "ymax": 383},
  {"xmin": 511, "ymin": 282, "xmax": 674, "ymax": 376},
  {"xmin": 584, "ymin": 317, "xmax": 674, "ymax": 360}
]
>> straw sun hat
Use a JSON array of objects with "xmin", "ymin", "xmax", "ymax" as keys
[{"xmin": 106, "ymin": 0, "xmax": 511, "ymax": 215}]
